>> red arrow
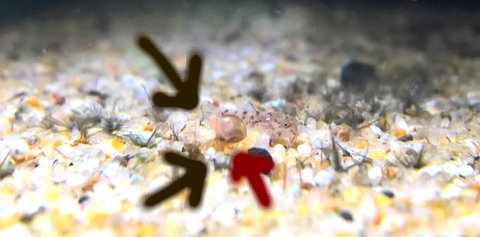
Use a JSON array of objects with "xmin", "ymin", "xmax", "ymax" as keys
[{"xmin": 230, "ymin": 152, "xmax": 275, "ymax": 208}]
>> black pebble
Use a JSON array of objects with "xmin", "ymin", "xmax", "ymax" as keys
[
  {"xmin": 339, "ymin": 210, "xmax": 354, "ymax": 221},
  {"xmin": 20, "ymin": 213, "xmax": 35, "ymax": 223},
  {"xmin": 247, "ymin": 147, "xmax": 273, "ymax": 175},
  {"xmin": 123, "ymin": 154, "xmax": 134, "ymax": 162},
  {"xmin": 382, "ymin": 190, "xmax": 395, "ymax": 198},
  {"xmin": 399, "ymin": 134, "xmax": 413, "ymax": 142},
  {"xmin": 340, "ymin": 60, "xmax": 376, "ymax": 90},
  {"xmin": 78, "ymin": 195, "xmax": 90, "ymax": 204}
]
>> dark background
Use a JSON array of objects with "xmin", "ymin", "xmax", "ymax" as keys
[{"xmin": 2, "ymin": 0, "xmax": 480, "ymax": 24}]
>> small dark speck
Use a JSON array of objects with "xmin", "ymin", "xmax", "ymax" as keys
[
  {"xmin": 20, "ymin": 213, "xmax": 35, "ymax": 223},
  {"xmin": 285, "ymin": 54, "xmax": 297, "ymax": 62},
  {"xmin": 339, "ymin": 210, "xmax": 354, "ymax": 221},
  {"xmin": 124, "ymin": 154, "xmax": 134, "ymax": 161},
  {"xmin": 87, "ymin": 90, "xmax": 108, "ymax": 100},
  {"xmin": 78, "ymin": 195, "xmax": 90, "ymax": 204},
  {"xmin": 399, "ymin": 134, "xmax": 413, "ymax": 142},
  {"xmin": 382, "ymin": 190, "xmax": 395, "ymax": 198}
]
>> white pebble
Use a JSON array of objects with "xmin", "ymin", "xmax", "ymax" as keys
[
  {"xmin": 93, "ymin": 181, "xmax": 115, "ymax": 199},
  {"xmin": 420, "ymin": 165, "xmax": 442, "ymax": 177},
  {"xmin": 121, "ymin": 74, "xmax": 148, "ymax": 100},
  {"xmin": 368, "ymin": 166, "xmax": 383, "ymax": 184},
  {"xmin": 407, "ymin": 142, "xmax": 424, "ymax": 154},
  {"xmin": 271, "ymin": 152, "xmax": 283, "ymax": 164},
  {"xmin": 370, "ymin": 125, "xmax": 383, "ymax": 136},
  {"xmin": 458, "ymin": 165, "xmax": 474, "ymax": 177},
  {"xmin": 442, "ymin": 163, "xmax": 459, "ymax": 177},
  {"xmin": 313, "ymin": 138, "xmax": 329, "ymax": 149},
  {"xmin": 394, "ymin": 116, "xmax": 409, "ymax": 131},
  {"xmin": 389, "ymin": 140, "xmax": 401, "ymax": 155},
  {"xmin": 441, "ymin": 184, "xmax": 462, "ymax": 199},
  {"xmin": 2, "ymin": 135, "xmax": 30, "ymax": 154},
  {"xmin": 1, "ymin": 224, "xmax": 32, "ymax": 237},
  {"xmin": 380, "ymin": 215, "xmax": 406, "ymax": 232},
  {"xmin": 440, "ymin": 117, "xmax": 450, "ymax": 128},
  {"xmin": 205, "ymin": 147, "xmax": 216, "ymax": 160},
  {"xmin": 274, "ymin": 144, "xmax": 286, "ymax": 153},
  {"xmin": 314, "ymin": 170, "xmax": 334, "ymax": 187},
  {"xmin": 305, "ymin": 117, "xmax": 317, "ymax": 128},
  {"xmin": 102, "ymin": 161, "xmax": 120, "ymax": 177},
  {"xmin": 297, "ymin": 143, "xmax": 312, "ymax": 157},
  {"xmin": 467, "ymin": 91, "xmax": 480, "ymax": 106},
  {"xmin": 211, "ymin": 204, "xmax": 236, "ymax": 226},
  {"xmin": 186, "ymin": 214, "xmax": 206, "ymax": 235},
  {"xmin": 66, "ymin": 173, "xmax": 88, "ymax": 187},
  {"xmin": 301, "ymin": 168, "xmax": 314, "ymax": 185}
]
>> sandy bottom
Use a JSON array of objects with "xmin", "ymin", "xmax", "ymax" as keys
[{"xmin": 0, "ymin": 2, "xmax": 480, "ymax": 237}]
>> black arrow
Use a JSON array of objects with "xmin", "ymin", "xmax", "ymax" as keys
[
  {"xmin": 137, "ymin": 35, "xmax": 202, "ymax": 110},
  {"xmin": 143, "ymin": 152, "xmax": 208, "ymax": 208}
]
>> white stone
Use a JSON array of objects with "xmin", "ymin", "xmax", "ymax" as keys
[
  {"xmin": 314, "ymin": 170, "xmax": 333, "ymax": 187},
  {"xmin": 1, "ymin": 224, "xmax": 32, "ymax": 237},
  {"xmin": 380, "ymin": 215, "xmax": 406, "ymax": 232},
  {"xmin": 467, "ymin": 91, "xmax": 480, "ymax": 106},
  {"xmin": 441, "ymin": 184, "xmax": 462, "ymax": 199},
  {"xmin": 370, "ymin": 125, "xmax": 383, "ymax": 136},
  {"xmin": 121, "ymin": 73, "xmax": 148, "ymax": 100},
  {"xmin": 368, "ymin": 166, "xmax": 383, "ymax": 184},
  {"xmin": 205, "ymin": 147, "xmax": 216, "ymax": 160},
  {"xmin": 102, "ymin": 161, "xmax": 120, "ymax": 177},
  {"xmin": 186, "ymin": 214, "xmax": 206, "ymax": 236},
  {"xmin": 211, "ymin": 204, "xmax": 236, "ymax": 226},
  {"xmin": 420, "ymin": 165, "xmax": 442, "ymax": 177},
  {"xmin": 66, "ymin": 173, "xmax": 88, "ymax": 187},
  {"xmin": 301, "ymin": 168, "xmax": 314, "ymax": 185},
  {"xmin": 407, "ymin": 142, "xmax": 424, "ymax": 154},
  {"xmin": 271, "ymin": 152, "xmax": 283, "ymax": 164},
  {"xmin": 297, "ymin": 143, "xmax": 312, "ymax": 157},
  {"xmin": 313, "ymin": 138, "xmax": 329, "ymax": 150},
  {"xmin": 459, "ymin": 165, "xmax": 474, "ymax": 177},
  {"xmin": 442, "ymin": 163, "xmax": 459, "ymax": 177},
  {"xmin": 389, "ymin": 140, "xmax": 401, "ymax": 155},
  {"xmin": 305, "ymin": 117, "xmax": 317, "ymax": 129},
  {"xmin": 274, "ymin": 144, "xmax": 286, "ymax": 153},
  {"xmin": 2, "ymin": 135, "xmax": 30, "ymax": 154}
]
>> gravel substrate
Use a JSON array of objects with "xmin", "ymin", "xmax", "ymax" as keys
[{"xmin": 1, "ymin": 1, "xmax": 480, "ymax": 236}]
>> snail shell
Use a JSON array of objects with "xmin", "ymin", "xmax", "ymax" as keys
[{"xmin": 209, "ymin": 115, "xmax": 247, "ymax": 143}]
